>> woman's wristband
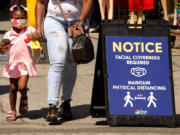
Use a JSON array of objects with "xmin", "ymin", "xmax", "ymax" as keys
[{"xmin": 77, "ymin": 19, "xmax": 85, "ymax": 27}]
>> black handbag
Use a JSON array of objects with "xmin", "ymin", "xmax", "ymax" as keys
[
  {"xmin": 56, "ymin": 0, "xmax": 94, "ymax": 64},
  {"xmin": 72, "ymin": 34, "xmax": 94, "ymax": 64}
]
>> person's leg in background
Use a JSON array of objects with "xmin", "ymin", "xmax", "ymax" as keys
[
  {"xmin": 173, "ymin": 0, "xmax": 178, "ymax": 26},
  {"xmin": 98, "ymin": 0, "xmax": 106, "ymax": 20},
  {"xmin": 89, "ymin": 0, "xmax": 101, "ymax": 32},
  {"xmin": 161, "ymin": 0, "xmax": 169, "ymax": 21},
  {"xmin": 107, "ymin": 0, "xmax": 113, "ymax": 19}
]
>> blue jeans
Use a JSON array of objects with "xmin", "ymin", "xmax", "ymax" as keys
[{"xmin": 44, "ymin": 16, "xmax": 77, "ymax": 105}]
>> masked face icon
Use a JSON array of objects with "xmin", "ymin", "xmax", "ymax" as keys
[{"xmin": 130, "ymin": 67, "xmax": 147, "ymax": 77}]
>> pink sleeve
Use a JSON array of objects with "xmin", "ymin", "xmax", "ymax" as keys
[
  {"xmin": 3, "ymin": 31, "xmax": 11, "ymax": 40},
  {"xmin": 27, "ymin": 26, "xmax": 36, "ymax": 33}
]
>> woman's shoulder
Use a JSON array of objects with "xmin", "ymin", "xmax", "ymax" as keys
[
  {"xmin": 5, "ymin": 29, "xmax": 13, "ymax": 35},
  {"xmin": 3, "ymin": 29, "xmax": 14, "ymax": 39}
]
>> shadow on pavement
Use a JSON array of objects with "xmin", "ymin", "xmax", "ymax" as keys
[
  {"xmin": 17, "ymin": 104, "xmax": 90, "ymax": 124},
  {"xmin": 0, "ymin": 85, "xmax": 9, "ymax": 95},
  {"xmin": 49, "ymin": 104, "xmax": 91, "ymax": 125},
  {"xmin": 17, "ymin": 108, "xmax": 49, "ymax": 120},
  {"xmin": 72, "ymin": 104, "xmax": 90, "ymax": 119}
]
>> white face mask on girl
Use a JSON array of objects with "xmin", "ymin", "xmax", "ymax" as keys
[{"xmin": 11, "ymin": 19, "xmax": 27, "ymax": 29}]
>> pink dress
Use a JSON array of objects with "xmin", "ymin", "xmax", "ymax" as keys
[{"xmin": 2, "ymin": 26, "xmax": 37, "ymax": 78}]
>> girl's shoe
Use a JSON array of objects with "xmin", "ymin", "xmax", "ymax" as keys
[
  {"xmin": 6, "ymin": 111, "xmax": 16, "ymax": 121},
  {"xmin": 19, "ymin": 95, "xmax": 28, "ymax": 115}
]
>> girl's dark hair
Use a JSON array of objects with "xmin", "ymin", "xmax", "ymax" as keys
[{"xmin": 10, "ymin": 5, "xmax": 27, "ymax": 18}]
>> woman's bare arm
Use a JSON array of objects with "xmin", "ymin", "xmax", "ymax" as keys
[
  {"xmin": 79, "ymin": 0, "xmax": 93, "ymax": 23},
  {"xmin": 35, "ymin": 0, "xmax": 49, "ymax": 37}
]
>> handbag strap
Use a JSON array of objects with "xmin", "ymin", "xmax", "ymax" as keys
[
  {"xmin": 56, "ymin": 0, "xmax": 85, "ymax": 34},
  {"xmin": 56, "ymin": 0, "xmax": 69, "ymax": 23}
]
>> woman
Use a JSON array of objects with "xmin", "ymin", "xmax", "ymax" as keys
[{"xmin": 35, "ymin": 0, "xmax": 92, "ymax": 122}]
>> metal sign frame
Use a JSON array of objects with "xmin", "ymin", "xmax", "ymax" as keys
[{"xmin": 101, "ymin": 20, "xmax": 176, "ymax": 127}]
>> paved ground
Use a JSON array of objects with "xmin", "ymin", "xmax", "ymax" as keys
[{"xmin": 1, "ymin": 10, "xmax": 180, "ymax": 134}]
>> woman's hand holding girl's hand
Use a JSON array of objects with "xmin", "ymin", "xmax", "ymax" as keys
[
  {"xmin": 27, "ymin": 32, "xmax": 42, "ymax": 41},
  {"xmin": 35, "ymin": 28, "xmax": 43, "ymax": 40}
]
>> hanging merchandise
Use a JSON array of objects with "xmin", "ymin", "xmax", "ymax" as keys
[
  {"xmin": 173, "ymin": 0, "xmax": 179, "ymax": 26},
  {"xmin": 171, "ymin": 0, "xmax": 180, "ymax": 34},
  {"xmin": 176, "ymin": 2, "xmax": 180, "ymax": 27},
  {"xmin": 128, "ymin": 0, "xmax": 154, "ymax": 12},
  {"xmin": 128, "ymin": 0, "xmax": 154, "ymax": 26}
]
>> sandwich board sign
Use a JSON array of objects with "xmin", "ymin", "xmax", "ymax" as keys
[{"xmin": 102, "ymin": 21, "xmax": 175, "ymax": 127}]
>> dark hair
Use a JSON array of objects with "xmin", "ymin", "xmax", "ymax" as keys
[{"xmin": 10, "ymin": 5, "xmax": 27, "ymax": 18}]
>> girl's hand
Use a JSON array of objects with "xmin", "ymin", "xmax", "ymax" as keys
[
  {"xmin": 0, "ymin": 43, "xmax": 8, "ymax": 54},
  {"xmin": 0, "ymin": 43, "xmax": 3, "ymax": 49}
]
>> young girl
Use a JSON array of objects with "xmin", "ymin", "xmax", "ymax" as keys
[{"xmin": 0, "ymin": 5, "xmax": 37, "ymax": 121}]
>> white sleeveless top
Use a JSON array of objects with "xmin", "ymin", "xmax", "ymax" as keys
[{"xmin": 46, "ymin": 0, "xmax": 82, "ymax": 21}]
